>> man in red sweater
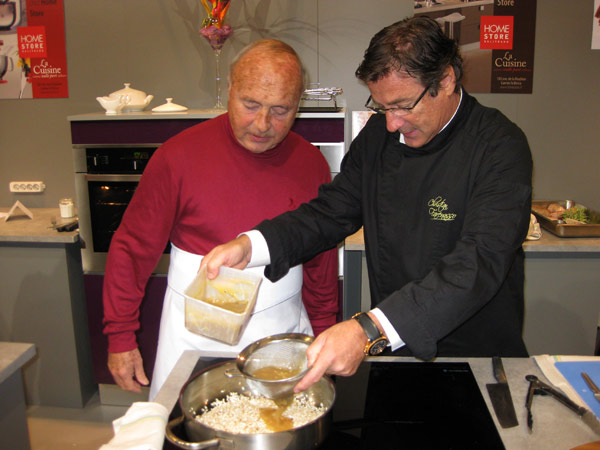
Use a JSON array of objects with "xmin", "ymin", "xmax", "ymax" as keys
[{"xmin": 103, "ymin": 39, "xmax": 339, "ymax": 399}]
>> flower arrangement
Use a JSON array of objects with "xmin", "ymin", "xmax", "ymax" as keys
[
  {"xmin": 200, "ymin": 0, "xmax": 233, "ymax": 50},
  {"xmin": 201, "ymin": 0, "xmax": 231, "ymax": 28}
]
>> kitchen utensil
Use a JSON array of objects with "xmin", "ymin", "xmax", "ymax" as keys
[
  {"xmin": 485, "ymin": 356, "xmax": 519, "ymax": 428},
  {"xmin": 526, "ymin": 374, "xmax": 600, "ymax": 435},
  {"xmin": 582, "ymin": 372, "xmax": 600, "ymax": 403},
  {"xmin": 165, "ymin": 360, "xmax": 335, "ymax": 450},
  {"xmin": 231, "ymin": 333, "xmax": 313, "ymax": 399}
]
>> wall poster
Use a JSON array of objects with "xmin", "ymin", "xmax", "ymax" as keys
[
  {"xmin": 414, "ymin": 0, "xmax": 537, "ymax": 94},
  {"xmin": 0, "ymin": 0, "xmax": 68, "ymax": 99}
]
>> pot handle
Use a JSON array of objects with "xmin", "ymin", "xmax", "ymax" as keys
[{"xmin": 165, "ymin": 415, "xmax": 221, "ymax": 449}]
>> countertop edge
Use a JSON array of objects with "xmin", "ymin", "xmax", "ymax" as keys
[{"xmin": 0, "ymin": 343, "xmax": 36, "ymax": 385}]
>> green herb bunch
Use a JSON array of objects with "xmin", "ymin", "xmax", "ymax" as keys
[{"xmin": 562, "ymin": 206, "xmax": 590, "ymax": 224}]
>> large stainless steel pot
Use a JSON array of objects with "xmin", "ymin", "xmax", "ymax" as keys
[{"xmin": 166, "ymin": 360, "xmax": 335, "ymax": 449}]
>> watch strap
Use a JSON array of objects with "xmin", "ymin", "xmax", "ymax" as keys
[{"xmin": 353, "ymin": 312, "xmax": 382, "ymax": 342}]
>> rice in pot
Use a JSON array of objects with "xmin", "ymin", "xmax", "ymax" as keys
[{"xmin": 194, "ymin": 392, "xmax": 326, "ymax": 434}]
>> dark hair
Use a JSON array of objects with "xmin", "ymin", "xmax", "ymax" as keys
[{"xmin": 355, "ymin": 16, "xmax": 463, "ymax": 95}]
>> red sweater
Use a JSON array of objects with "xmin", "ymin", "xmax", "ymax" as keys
[{"xmin": 103, "ymin": 113, "xmax": 339, "ymax": 353}]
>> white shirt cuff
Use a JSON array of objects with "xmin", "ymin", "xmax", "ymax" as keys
[
  {"xmin": 371, "ymin": 308, "xmax": 405, "ymax": 351},
  {"xmin": 240, "ymin": 230, "xmax": 271, "ymax": 268}
]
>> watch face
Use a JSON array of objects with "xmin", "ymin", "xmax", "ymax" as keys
[{"xmin": 369, "ymin": 338, "xmax": 388, "ymax": 355}]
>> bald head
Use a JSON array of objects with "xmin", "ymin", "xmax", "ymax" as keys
[{"xmin": 229, "ymin": 39, "xmax": 304, "ymax": 98}]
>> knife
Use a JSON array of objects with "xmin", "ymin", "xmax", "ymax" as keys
[
  {"xmin": 486, "ymin": 356, "xmax": 519, "ymax": 428},
  {"xmin": 582, "ymin": 372, "xmax": 600, "ymax": 403}
]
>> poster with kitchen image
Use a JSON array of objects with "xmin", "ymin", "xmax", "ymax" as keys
[
  {"xmin": 414, "ymin": 0, "xmax": 536, "ymax": 94},
  {"xmin": 0, "ymin": 0, "xmax": 68, "ymax": 99}
]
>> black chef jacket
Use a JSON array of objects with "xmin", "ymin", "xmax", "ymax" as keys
[{"xmin": 257, "ymin": 90, "xmax": 533, "ymax": 360}]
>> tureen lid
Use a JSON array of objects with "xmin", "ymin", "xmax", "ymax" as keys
[{"xmin": 151, "ymin": 98, "xmax": 188, "ymax": 112}]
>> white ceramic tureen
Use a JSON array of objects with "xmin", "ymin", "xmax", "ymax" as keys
[{"xmin": 108, "ymin": 83, "xmax": 153, "ymax": 112}]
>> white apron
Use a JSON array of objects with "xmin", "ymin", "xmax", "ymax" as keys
[{"xmin": 149, "ymin": 243, "xmax": 312, "ymax": 399}]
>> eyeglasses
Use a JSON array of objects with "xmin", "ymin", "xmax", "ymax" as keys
[{"xmin": 365, "ymin": 84, "xmax": 431, "ymax": 117}]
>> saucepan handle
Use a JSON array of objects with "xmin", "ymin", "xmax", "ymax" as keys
[{"xmin": 165, "ymin": 415, "xmax": 221, "ymax": 449}]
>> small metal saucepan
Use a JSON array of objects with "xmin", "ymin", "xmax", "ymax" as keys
[{"xmin": 166, "ymin": 360, "xmax": 335, "ymax": 450}]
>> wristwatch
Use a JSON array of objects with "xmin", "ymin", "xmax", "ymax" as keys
[{"xmin": 352, "ymin": 312, "xmax": 389, "ymax": 356}]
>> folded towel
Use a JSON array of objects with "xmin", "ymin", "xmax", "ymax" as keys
[
  {"xmin": 526, "ymin": 213, "xmax": 542, "ymax": 240},
  {"xmin": 99, "ymin": 402, "xmax": 169, "ymax": 450}
]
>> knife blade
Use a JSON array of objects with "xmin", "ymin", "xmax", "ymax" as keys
[
  {"xmin": 485, "ymin": 356, "xmax": 519, "ymax": 428},
  {"xmin": 582, "ymin": 372, "xmax": 600, "ymax": 403}
]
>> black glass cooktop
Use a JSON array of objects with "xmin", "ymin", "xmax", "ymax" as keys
[{"xmin": 166, "ymin": 358, "xmax": 505, "ymax": 450}]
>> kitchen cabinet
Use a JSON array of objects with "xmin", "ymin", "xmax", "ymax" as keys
[
  {"xmin": 68, "ymin": 110, "xmax": 347, "ymax": 404},
  {"xmin": 0, "ymin": 208, "xmax": 95, "ymax": 408}
]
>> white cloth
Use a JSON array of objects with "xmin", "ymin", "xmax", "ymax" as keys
[
  {"xmin": 526, "ymin": 213, "xmax": 542, "ymax": 240},
  {"xmin": 149, "ymin": 243, "xmax": 312, "ymax": 399},
  {"xmin": 99, "ymin": 402, "xmax": 168, "ymax": 450}
]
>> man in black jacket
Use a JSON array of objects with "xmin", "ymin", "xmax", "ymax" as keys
[{"xmin": 202, "ymin": 16, "xmax": 533, "ymax": 392}]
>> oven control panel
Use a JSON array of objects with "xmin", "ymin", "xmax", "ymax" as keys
[{"xmin": 86, "ymin": 147, "xmax": 158, "ymax": 174}]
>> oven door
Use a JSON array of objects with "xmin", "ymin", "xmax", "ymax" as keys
[{"xmin": 75, "ymin": 173, "xmax": 170, "ymax": 274}]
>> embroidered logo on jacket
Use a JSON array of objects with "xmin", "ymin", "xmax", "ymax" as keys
[{"xmin": 428, "ymin": 196, "xmax": 457, "ymax": 222}]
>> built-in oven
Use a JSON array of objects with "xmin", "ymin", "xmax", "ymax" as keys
[{"xmin": 74, "ymin": 145, "xmax": 170, "ymax": 274}]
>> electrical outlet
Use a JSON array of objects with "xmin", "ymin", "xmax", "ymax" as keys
[{"xmin": 9, "ymin": 181, "xmax": 46, "ymax": 193}]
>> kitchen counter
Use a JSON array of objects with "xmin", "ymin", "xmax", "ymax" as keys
[
  {"xmin": 0, "ymin": 342, "xmax": 36, "ymax": 450},
  {"xmin": 155, "ymin": 350, "xmax": 600, "ymax": 449},
  {"xmin": 0, "ymin": 207, "xmax": 95, "ymax": 407},
  {"xmin": 344, "ymin": 228, "xmax": 600, "ymax": 356},
  {"xmin": 0, "ymin": 207, "xmax": 79, "ymax": 243}
]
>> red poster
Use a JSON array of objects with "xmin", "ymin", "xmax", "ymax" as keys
[
  {"xmin": 480, "ymin": 16, "xmax": 514, "ymax": 50},
  {"xmin": 0, "ymin": 0, "xmax": 68, "ymax": 99}
]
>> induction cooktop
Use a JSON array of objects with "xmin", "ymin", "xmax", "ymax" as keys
[{"xmin": 166, "ymin": 358, "xmax": 505, "ymax": 450}]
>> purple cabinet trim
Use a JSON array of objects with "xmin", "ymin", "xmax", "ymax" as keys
[{"xmin": 71, "ymin": 117, "xmax": 344, "ymax": 145}]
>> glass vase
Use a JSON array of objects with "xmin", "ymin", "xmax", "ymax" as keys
[{"xmin": 200, "ymin": 24, "xmax": 233, "ymax": 110}]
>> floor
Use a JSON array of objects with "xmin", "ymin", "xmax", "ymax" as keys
[{"xmin": 26, "ymin": 394, "xmax": 128, "ymax": 450}]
